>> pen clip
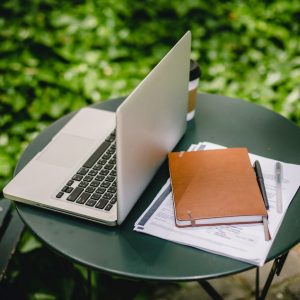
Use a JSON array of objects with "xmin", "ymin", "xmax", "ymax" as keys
[{"xmin": 254, "ymin": 160, "xmax": 262, "ymax": 178}]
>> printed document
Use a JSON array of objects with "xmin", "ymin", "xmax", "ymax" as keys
[{"xmin": 134, "ymin": 142, "xmax": 300, "ymax": 266}]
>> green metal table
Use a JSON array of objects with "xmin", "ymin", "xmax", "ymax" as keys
[{"xmin": 14, "ymin": 94, "xmax": 300, "ymax": 299}]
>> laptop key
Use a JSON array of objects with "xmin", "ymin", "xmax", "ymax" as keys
[
  {"xmin": 83, "ymin": 141, "xmax": 110, "ymax": 168},
  {"xmin": 65, "ymin": 187, "xmax": 73, "ymax": 193},
  {"xmin": 109, "ymin": 158, "xmax": 116, "ymax": 164},
  {"xmin": 72, "ymin": 174, "xmax": 83, "ymax": 181},
  {"xmin": 83, "ymin": 175, "xmax": 93, "ymax": 182},
  {"xmin": 62, "ymin": 186, "xmax": 73, "ymax": 193},
  {"xmin": 104, "ymin": 164, "xmax": 114, "ymax": 170},
  {"xmin": 103, "ymin": 192, "xmax": 113, "ymax": 200},
  {"xmin": 98, "ymin": 159, "xmax": 107, "ymax": 165},
  {"xmin": 99, "ymin": 169, "xmax": 109, "ymax": 176},
  {"xmin": 76, "ymin": 192, "xmax": 90, "ymax": 204},
  {"xmin": 96, "ymin": 187, "xmax": 106, "ymax": 194},
  {"xmin": 105, "ymin": 204, "xmax": 113, "ymax": 211},
  {"xmin": 108, "ymin": 186, "xmax": 117, "ymax": 193},
  {"xmin": 66, "ymin": 180, "xmax": 74, "ymax": 186},
  {"xmin": 100, "ymin": 181, "xmax": 110, "ymax": 188},
  {"xmin": 105, "ymin": 135, "xmax": 115, "ymax": 143},
  {"xmin": 90, "ymin": 180, "xmax": 100, "ymax": 187},
  {"xmin": 107, "ymin": 148, "xmax": 115, "ymax": 155},
  {"xmin": 88, "ymin": 170, "xmax": 97, "ymax": 176},
  {"xmin": 77, "ymin": 167, "xmax": 89, "ymax": 175},
  {"xmin": 91, "ymin": 193, "xmax": 101, "ymax": 200},
  {"xmin": 95, "ymin": 199, "xmax": 109, "ymax": 209},
  {"xmin": 95, "ymin": 175, "xmax": 105, "ymax": 182},
  {"xmin": 85, "ymin": 186, "xmax": 95, "ymax": 193},
  {"xmin": 110, "ymin": 170, "xmax": 117, "ymax": 177},
  {"xmin": 79, "ymin": 181, "xmax": 89, "ymax": 188},
  {"xmin": 67, "ymin": 187, "xmax": 84, "ymax": 202},
  {"xmin": 106, "ymin": 175, "xmax": 115, "ymax": 182},
  {"xmin": 61, "ymin": 186, "xmax": 69, "ymax": 192},
  {"xmin": 56, "ymin": 192, "xmax": 64, "ymax": 198},
  {"xmin": 102, "ymin": 154, "xmax": 111, "ymax": 160},
  {"xmin": 93, "ymin": 164, "xmax": 102, "ymax": 171},
  {"xmin": 110, "ymin": 196, "xmax": 117, "ymax": 204},
  {"xmin": 85, "ymin": 199, "xmax": 97, "ymax": 207}
]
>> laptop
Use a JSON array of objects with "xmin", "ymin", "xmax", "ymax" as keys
[{"xmin": 3, "ymin": 31, "xmax": 191, "ymax": 226}]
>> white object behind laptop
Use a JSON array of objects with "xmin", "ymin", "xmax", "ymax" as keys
[{"xmin": 3, "ymin": 31, "xmax": 191, "ymax": 225}]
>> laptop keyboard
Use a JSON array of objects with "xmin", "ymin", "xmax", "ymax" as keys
[{"xmin": 55, "ymin": 131, "xmax": 117, "ymax": 212}]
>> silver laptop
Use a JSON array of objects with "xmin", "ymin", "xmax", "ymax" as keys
[{"xmin": 3, "ymin": 31, "xmax": 191, "ymax": 226}]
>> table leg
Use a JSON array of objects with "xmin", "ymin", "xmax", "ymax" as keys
[
  {"xmin": 198, "ymin": 280, "xmax": 223, "ymax": 300},
  {"xmin": 256, "ymin": 251, "xmax": 289, "ymax": 300},
  {"xmin": 256, "ymin": 267, "xmax": 260, "ymax": 300}
]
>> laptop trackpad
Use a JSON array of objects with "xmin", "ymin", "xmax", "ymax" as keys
[{"xmin": 37, "ymin": 133, "xmax": 95, "ymax": 168}]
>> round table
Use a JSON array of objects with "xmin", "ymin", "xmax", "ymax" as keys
[{"xmin": 15, "ymin": 94, "xmax": 300, "ymax": 283}]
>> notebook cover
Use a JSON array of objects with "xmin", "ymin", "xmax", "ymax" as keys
[{"xmin": 168, "ymin": 148, "xmax": 267, "ymax": 227}]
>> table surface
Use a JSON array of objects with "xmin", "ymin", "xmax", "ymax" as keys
[{"xmin": 15, "ymin": 94, "xmax": 300, "ymax": 282}]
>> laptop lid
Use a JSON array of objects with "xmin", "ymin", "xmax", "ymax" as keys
[{"xmin": 116, "ymin": 31, "xmax": 191, "ymax": 224}]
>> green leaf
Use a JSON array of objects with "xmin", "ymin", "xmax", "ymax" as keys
[{"xmin": 19, "ymin": 231, "xmax": 43, "ymax": 253}]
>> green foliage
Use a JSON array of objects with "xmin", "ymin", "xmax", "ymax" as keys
[
  {"xmin": 1, "ymin": 235, "xmax": 89, "ymax": 299},
  {"xmin": 1, "ymin": 0, "xmax": 300, "ymax": 298},
  {"xmin": 1, "ymin": 0, "xmax": 300, "ymax": 191}
]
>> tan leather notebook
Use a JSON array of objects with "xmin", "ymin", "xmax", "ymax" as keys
[{"xmin": 168, "ymin": 148, "xmax": 268, "ymax": 227}]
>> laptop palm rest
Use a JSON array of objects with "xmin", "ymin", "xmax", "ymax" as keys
[{"xmin": 37, "ymin": 134, "xmax": 95, "ymax": 168}]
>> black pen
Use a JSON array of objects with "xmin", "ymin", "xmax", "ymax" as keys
[{"xmin": 253, "ymin": 160, "xmax": 269, "ymax": 210}]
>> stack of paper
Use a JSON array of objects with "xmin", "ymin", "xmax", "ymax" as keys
[{"xmin": 134, "ymin": 142, "xmax": 300, "ymax": 266}]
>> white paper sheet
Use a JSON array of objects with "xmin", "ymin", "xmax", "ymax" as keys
[{"xmin": 134, "ymin": 142, "xmax": 300, "ymax": 266}]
